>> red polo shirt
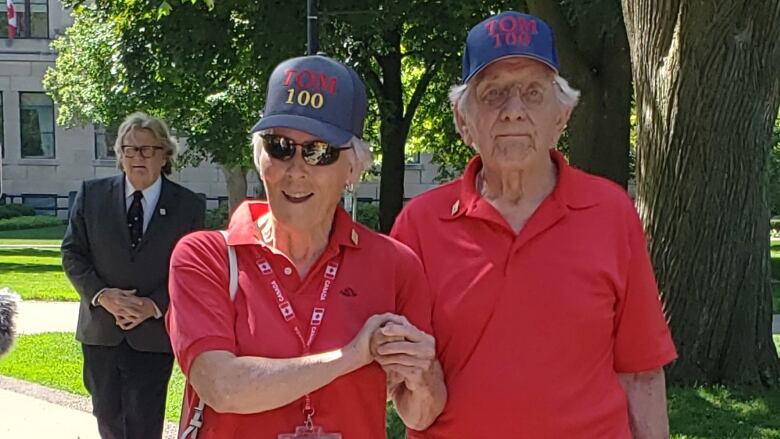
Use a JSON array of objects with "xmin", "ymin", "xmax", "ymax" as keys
[
  {"xmin": 167, "ymin": 201, "xmax": 432, "ymax": 438},
  {"xmin": 392, "ymin": 150, "xmax": 677, "ymax": 438}
]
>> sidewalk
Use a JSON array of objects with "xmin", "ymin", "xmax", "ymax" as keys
[
  {"xmin": 1, "ymin": 302, "xmax": 177, "ymax": 438},
  {"xmin": 16, "ymin": 300, "xmax": 79, "ymax": 334},
  {"xmin": 0, "ymin": 376, "xmax": 177, "ymax": 439}
]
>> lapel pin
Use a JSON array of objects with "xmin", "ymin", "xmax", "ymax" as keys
[
  {"xmin": 351, "ymin": 229, "xmax": 359, "ymax": 246},
  {"xmin": 159, "ymin": 208, "xmax": 167, "ymax": 216},
  {"xmin": 451, "ymin": 200, "xmax": 460, "ymax": 216}
]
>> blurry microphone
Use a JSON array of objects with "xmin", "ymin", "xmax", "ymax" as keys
[{"xmin": 0, "ymin": 288, "xmax": 20, "ymax": 357}]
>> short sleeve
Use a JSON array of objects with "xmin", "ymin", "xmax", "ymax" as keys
[
  {"xmin": 166, "ymin": 232, "xmax": 237, "ymax": 376},
  {"xmin": 613, "ymin": 210, "xmax": 678, "ymax": 372},
  {"xmin": 392, "ymin": 242, "xmax": 433, "ymax": 335}
]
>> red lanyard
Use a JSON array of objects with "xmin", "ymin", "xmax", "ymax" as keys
[{"xmin": 257, "ymin": 255, "xmax": 342, "ymax": 425}]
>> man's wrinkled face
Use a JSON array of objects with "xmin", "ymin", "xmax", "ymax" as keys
[{"xmin": 456, "ymin": 58, "xmax": 569, "ymax": 172}]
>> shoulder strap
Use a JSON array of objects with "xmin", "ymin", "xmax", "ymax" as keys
[{"xmin": 218, "ymin": 230, "xmax": 238, "ymax": 301}]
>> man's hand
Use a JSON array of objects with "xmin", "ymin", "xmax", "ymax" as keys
[
  {"xmin": 371, "ymin": 315, "xmax": 447, "ymax": 430},
  {"xmin": 97, "ymin": 289, "xmax": 156, "ymax": 330},
  {"xmin": 371, "ymin": 316, "xmax": 437, "ymax": 391}
]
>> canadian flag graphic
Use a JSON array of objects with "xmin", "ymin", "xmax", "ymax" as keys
[
  {"xmin": 279, "ymin": 302, "xmax": 294, "ymax": 321},
  {"xmin": 324, "ymin": 263, "xmax": 338, "ymax": 280},
  {"xmin": 6, "ymin": 0, "xmax": 16, "ymax": 39},
  {"xmin": 311, "ymin": 308, "xmax": 325, "ymax": 325},
  {"xmin": 257, "ymin": 260, "xmax": 272, "ymax": 275}
]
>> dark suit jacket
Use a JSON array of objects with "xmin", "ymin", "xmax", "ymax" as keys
[{"xmin": 62, "ymin": 175, "xmax": 205, "ymax": 353}]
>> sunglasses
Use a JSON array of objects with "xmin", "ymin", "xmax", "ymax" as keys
[{"xmin": 261, "ymin": 134, "xmax": 352, "ymax": 166}]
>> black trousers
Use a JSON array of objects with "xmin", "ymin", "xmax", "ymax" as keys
[{"xmin": 82, "ymin": 340, "xmax": 174, "ymax": 439}]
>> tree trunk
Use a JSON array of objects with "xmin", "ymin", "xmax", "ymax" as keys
[
  {"xmin": 376, "ymin": 30, "xmax": 407, "ymax": 234},
  {"xmin": 622, "ymin": 0, "xmax": 780, "ymax": 386},
  {"xmin": 528, "ymin": 0, "xmax": 632, "ymax": 188},
  {"xmin": 566, "ymin": 70, "xmax": 631, "ymax": 188},
  {"xmin": 219, "ymin": 165, "xmax": 248, "ymax": 213}
]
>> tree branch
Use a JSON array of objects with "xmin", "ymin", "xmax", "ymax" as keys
[
  {"xmin": 360, "ymin": 61, "xmax": 385, "ymax": 103},
  {"xmin": 401, "ymin": 62, "xmax": 437, "ymax": 137},
  {"xmin": 525, "ymin": 0, "xmax": 592, "ymax": 75}
]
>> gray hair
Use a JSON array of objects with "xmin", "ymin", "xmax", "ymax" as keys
[
  {"xmin": 252, "ymin": 131, "xmax": 373, "ymax": 184},
  {"xmin": 448, "ymin": 74, "xmax": 581, "ymax": 136},
  {"xmin": 114, "ymin": 112, "xmax": 177, "ymax": 175}
]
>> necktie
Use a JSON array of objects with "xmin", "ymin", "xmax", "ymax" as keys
[{"xmin": 128, "ymin": 191, "xmax": 144, "ymax": 249}]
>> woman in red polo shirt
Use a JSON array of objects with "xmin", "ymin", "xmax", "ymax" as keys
[{"xmin": 166, "ymin": 55, "xmax": 446, "ymax": 439}]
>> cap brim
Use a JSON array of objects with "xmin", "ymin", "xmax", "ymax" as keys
[
  {"xmin": 464, "ymin": 53, "xmax": 559, "ymax": 83},
  {"xmin": 250, "ymin": 114, "xmax": 353, "ymax": 146}
]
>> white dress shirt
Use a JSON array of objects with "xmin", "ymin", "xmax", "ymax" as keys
[{"xmin": 125, "ymin": 176, "xmax": 162, "ymax": 233}]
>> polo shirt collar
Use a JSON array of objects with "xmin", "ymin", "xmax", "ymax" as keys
[
  {"xmin": 225, "ymin": 200, "xmax": 361, "ymax": 249},
  {"xmin": 446, "ymin": 149, "xmax": 599, "ymax": 220}
]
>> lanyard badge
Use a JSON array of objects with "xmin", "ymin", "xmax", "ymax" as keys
[
  {"xmin": 278, "ymin": 425, "xmax": 342, "ymax": 439},
  {"xmin": 258, "ymin": 257, "xmax": 344, "ymax": 438}
]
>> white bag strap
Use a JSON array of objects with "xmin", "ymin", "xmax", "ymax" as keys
[
  {"xmin": 180, "ymin": 400, "xmax": 206, "ymax": 439},
  {"xmin": 218, "ymin": 230, "xmax": 238, "ymax": 301}
]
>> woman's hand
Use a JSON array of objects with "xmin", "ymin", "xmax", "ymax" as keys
[{"xmin": 347, "ymin": 313, "xmax": 407, "ymax": 367}]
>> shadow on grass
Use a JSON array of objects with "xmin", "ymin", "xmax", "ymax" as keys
[
  {"xmin": 669, "ymin": 386, "xmax": 780, "ymax": 438},
  {"xmin": 0, "ymin": 248, "xmax": 63, "ymax": 274},
  {"xmin": 0, "ymin": 225, "xmax": 66, "ymax": 240},
  {"xmin": 0, "ymin": 248, "xmax": 61, "ymax": 257}
]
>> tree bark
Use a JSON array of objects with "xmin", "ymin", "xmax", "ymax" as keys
[
  {"xmin": 528, "ymin": 0, "xmax": 632, "ymax": 188},
  {"xmin": 366, "ymin": 29, "xmax": 437, "ymax": 233},
  {"xmin": 374, "ymin": 31, "xmax": 406, "ymax": 233},
  {"xmin": 219, "ymin": 165, "xmax": 248, "ymax": 213},
  {"xmin": 622, "ymin": 0, "xmax": 780, "ymax": 386}
]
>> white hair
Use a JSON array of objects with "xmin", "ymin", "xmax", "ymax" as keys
[
  {"xmin": 114, "ymin": 112, "xmax": 178, "ymax": 175},
  {"xmin": 251, "ymin": 131, "xmax": 373, "ymax": 185},
  {"xmin": 448, "ymin": 73, "xmax": 581, "ymax": 136}
]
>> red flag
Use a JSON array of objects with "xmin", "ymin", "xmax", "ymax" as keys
[{"xmin": 6, "ymin": 0, "xmax": 16, "ymax": 39}]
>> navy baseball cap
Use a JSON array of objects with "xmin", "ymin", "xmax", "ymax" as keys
[
  {"xmin": 462, "ymin": 11, "xmax": 559, "ymax": 83},
  {"xmin": 250, "ymin": 55, "xmax": 368, "ymax": 146}
]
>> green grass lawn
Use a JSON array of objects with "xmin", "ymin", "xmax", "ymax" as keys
[
  {"xmin": 1, "ymin": 333, "xmax": 779, "ymax": 437},
  {"xmin": 0, "ymin": 224, "xmax": 66, "ymax": 246},
  {"xmin": 669, "ymin": 386, "xmax": 780, "ymax": 438},
  {"xmin": 0, "ymin": 332, "xmax": 186, "ymax": 422},
  {"xmin": 0, "ymin": 248, "xmax": 78, "ymax": 301}
]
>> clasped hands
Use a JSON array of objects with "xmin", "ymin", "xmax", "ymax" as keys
[
  {"xmin": 351, "ymin": 313, "xmax": 436, "ymax": 392},
  {"xmin": 97, "ymin": 288, "xmax": 157, "ymax": 331}
]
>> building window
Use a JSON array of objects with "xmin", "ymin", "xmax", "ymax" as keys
[
  {"xmin": 20, "ymin": 92, "xmax": 55, "ymax": 159},
  {"xmin": 94, "ymin": 125, "xmax": 117, "ymax": 160},
  {"xmin": 406, "ymin": 151, "xmax": 421, "ymax": 165},
  {"xmin": 0, "ymin": 0, "xmax": 49, "ymax": 39}
]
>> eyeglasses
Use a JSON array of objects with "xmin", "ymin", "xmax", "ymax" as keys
[
  {"xmin": 261, "ymin": 134, "xmax": 352, "ymax": 166},
  {"xmin": 475, "ymin": 81, "xmax": 557, "ymax": 109},
  {"xmin": 121, "ymin": 145, "xmax": 164, "ymax": 158}
]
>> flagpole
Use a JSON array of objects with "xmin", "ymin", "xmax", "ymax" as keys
[{"xmin": 307, "ymin": 0, "xmax": 318, "ymax": 55}]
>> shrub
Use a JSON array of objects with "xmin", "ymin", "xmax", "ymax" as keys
[
  {"xmin": 771, "ymin": 218, "xmax": 780, "ymax": 238},
  {"xmin": 0, "ymin": 215, "xmax": 64, "ymax": 231},
  {"xmin": 356, "ymin": 202, "xmax": 380, "ymax": 231},
  {"xmin": 0, "ymin": 204, "xmax": 36, "ymax": 220},
  {"xmin": 386, "ymin": 404, "xmax": 405, "ymax": 438},
  {"xmin": 205, "ymin": 204, "xmax": 229, "ymax": 230}
]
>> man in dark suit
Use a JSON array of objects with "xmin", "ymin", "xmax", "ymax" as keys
[{"xmin": 62, "ymin": 112, "xmax": 205, "ymax": 439}]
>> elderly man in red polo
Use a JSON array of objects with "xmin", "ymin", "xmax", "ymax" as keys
[{"xmin": 387, "ymin": 10, "xmax": 677, "ymax": 439}]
